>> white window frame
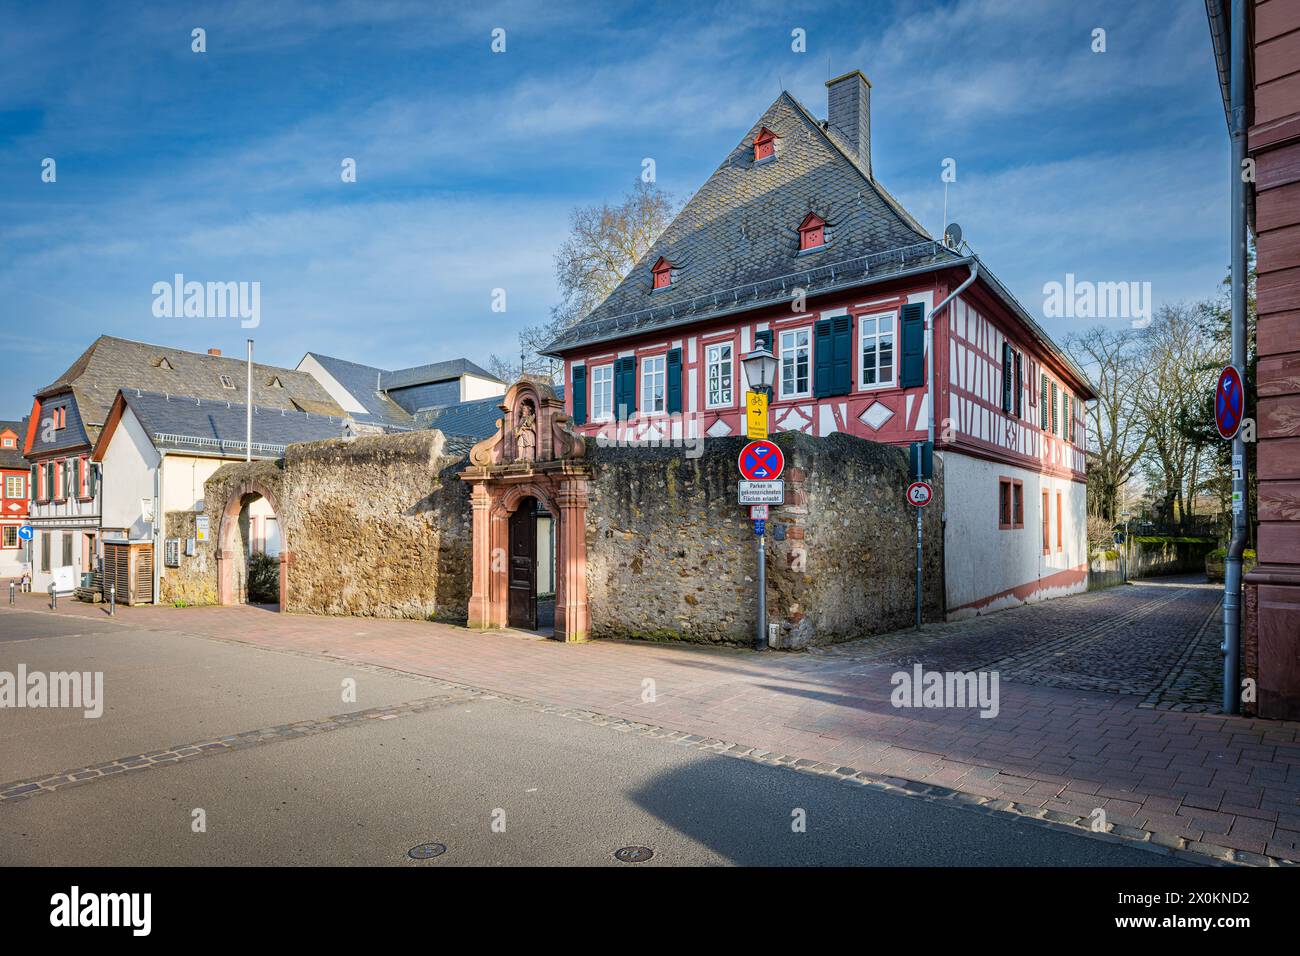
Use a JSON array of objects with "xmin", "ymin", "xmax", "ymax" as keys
[
  {"xmin": 590, "ymin": 364, "xmax": 614, "ymax": 421},
  {"xmin": 779, "ymin": 328, "xmax": 812, "ymax": 399},
  {"xmin": 4, "ymin": 475, "xmax": 23, "ymax": 499},
  {"xmin": 705, "ymin": 342, "xmax": 735, "ymax": 409},
  {"xmin": 641, "ymin": 354, "xmax": 667, "ymax": 415},
  {"xmin": 857, "ymin": 310, "xmax": 896, "ymax": 390}
]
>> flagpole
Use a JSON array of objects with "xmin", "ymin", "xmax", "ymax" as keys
[{"xmin": 246, "ymin": 338, "xmax": 253, "ymax": 462}]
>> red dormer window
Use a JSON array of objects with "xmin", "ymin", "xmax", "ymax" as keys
[
  {"xmin": 798, "ymin": 213, "xmax": 826, "ymax": 252},
  {"xmin": 651, "ymin": 256, "xmax": 672, "ymax": 291},
  {"xmin": 754, "ymin": 126, "xmax": 779, "ymax": 163}
]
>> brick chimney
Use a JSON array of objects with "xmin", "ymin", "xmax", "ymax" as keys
[
  {"xmin": 207, "ymin": 348, "xmax": 222, "ymax": 356},
  {"xmin": 825, "ymin": 70, "xmax": 871, "ymax": 177}
]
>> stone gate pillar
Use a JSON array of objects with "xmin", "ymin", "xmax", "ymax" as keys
[
  {"xmin": 468, "ymin": 483, "xmax": 493, "ymax": 628},
  {"xmin": 555, "ymin": 477, "xmax": 590, "ymax": 642}
]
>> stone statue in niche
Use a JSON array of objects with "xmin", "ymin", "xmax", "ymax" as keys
[{"xmin": 514, "ymin": 401, "xmax": 537, "ymax": 462}]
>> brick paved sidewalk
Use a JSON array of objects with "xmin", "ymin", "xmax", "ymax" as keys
[{"xmin": 4, "ymin": 585, "xmax": 1298, "ymax": 865}]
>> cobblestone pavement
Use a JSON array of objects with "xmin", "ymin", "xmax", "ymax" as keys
[
  {"xmin": 3, "ymin": 580, "xmax": 1298, "ymax": 865},
  {"xmin": 815, "ymin": 577, "xmax": 1225, "ymax": 711}
]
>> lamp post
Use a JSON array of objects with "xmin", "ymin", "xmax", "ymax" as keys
[{"xmin": 741, "ymin": 345, "xmax": 778, "ymax": 650}]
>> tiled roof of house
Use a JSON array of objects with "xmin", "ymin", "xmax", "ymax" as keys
[
  {"xmin": 0, "ymin": 419, "xmax": 28, "ymax": 469},
  {"xmin": 117, "ymin": 391, "xmax": 355, "ymax": 457},
  {"xmin": 300, "ymin": 353, "xmax": 414, "ymax": 426},
  {"xmin": 379, "ymin": 358, "xmax": 503, "ymax": 391},
  {"xmin": 546, "ymin": 90, "xmax": 950, "ymax": 353},
  {"xmin": 29, "ymin": 336, "xmax": 345, "ymax": 456}
]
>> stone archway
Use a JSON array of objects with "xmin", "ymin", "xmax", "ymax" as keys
[
  {"xmin": 461, "ymin": 380, "xmax": 591, "ymax": 641},
  {"xmin": 215, "ymin": 479, "xmax": 290, "ymax": 608}
]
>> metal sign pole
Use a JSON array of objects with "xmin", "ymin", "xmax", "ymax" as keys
[
  {"xmin": 756, "ymin": 528, "xmax": 767, "ymax": 651},
  {"xmin": 914, "ymin": 455, "xmax": 923, "ymax": 630}
]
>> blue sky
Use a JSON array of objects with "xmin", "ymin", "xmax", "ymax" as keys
[{"xmin": 0, "ymin": 0, "xmax": 1228, "ymax": 415}]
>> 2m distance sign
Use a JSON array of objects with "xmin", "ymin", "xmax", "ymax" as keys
[{"xmin": 906, "ymin": 481, "xmax": 933, "ymax": 507}]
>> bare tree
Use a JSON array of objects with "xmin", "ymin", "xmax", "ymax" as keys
[
  {"xmin": 1066, "ymin": 326, "xmax": 1149, "ymax": 522},
  {"xmin": 492, "ymin": 181, "xmax": 678, "ymax": 384}
]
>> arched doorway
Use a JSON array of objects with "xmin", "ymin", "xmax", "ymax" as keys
[
  {"xmin": 216, "ymin": 481, "xmax": 288, "ymax": 609},
  {"xmin": 462, "ymin": 381, "xmax": 590, "ymax": 641}
]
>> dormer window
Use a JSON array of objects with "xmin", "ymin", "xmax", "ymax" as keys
[
  {"xmin": 152, "ymin": 356, "xmax": 174, "ymax": 370},
  {"xmin": 219, "ymin": 375, "xmax": 235, "ymax": 389},
  {"xmin": 53, "ymin": 407, "xmax": 67, "ymax": 429},
  {"xmin": 798, "ymin": 213, "xmax": 826, "ymax": 252},
  {"xmin": 267, "ymin": 376, "xmax": 284, "ymax": 389},
  {"xmin": 754, "ymin": 127, "xmax": 779, "ymax": 164},
  {"xmin": 651, "ymin": 256, "xmax": 673, "ymax": 291}
]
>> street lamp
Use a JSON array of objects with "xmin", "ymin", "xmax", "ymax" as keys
[{"xmin": 742, "ymin": 345, "xmax": 777, "ymax": 394}]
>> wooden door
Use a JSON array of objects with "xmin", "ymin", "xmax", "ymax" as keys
[{"xmin": 508, "ymin": 498, "xmax": 537, "ymax": 629}]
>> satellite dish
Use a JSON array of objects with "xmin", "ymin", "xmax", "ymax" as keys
[{"xmin": 943, "ymin": 222, "xmax": 963, "ymax": 249}]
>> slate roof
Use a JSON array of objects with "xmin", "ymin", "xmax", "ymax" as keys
[
  {"xmin": 29, "ymin": 336, "xmax": 345, "ymax": 457},
  {"xmin": 300, "ymin": 353, "xmax": 414, "ymax": 426},
  {"xmin": 412, "ymin": 395, "xmax": 507, "ymax": 441},
  {"xmin": 116, "ymin": 391, "xmax": 354, "ymax": 457},
  {"xmin": 0, "ymin": 419, "xmax": 28, "ymax": 469},
  {"xmin": 379, "ymin": 358, "xmax": 503, "ymax": 391},
  {"xmin": 546, "ymin": 90, "xmax": 951, "ymax": 353}
]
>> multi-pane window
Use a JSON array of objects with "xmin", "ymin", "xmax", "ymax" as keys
[
  {"xmin": 779, "ymin": 328, "xmax": 811, "ymax": 398},
  {"xmin": 859, "ymin": 312, "xmax": 895, "ymax": 387},
  {"xmin": 4, "ymin": 475, "xmax": 23, "ymax": 499},
  {"xmin": 590, "ymin": 365, "xmax": 613, "ymax": 420},
  {"xmin": 641, "ymin": 355, "xmax": 666, "ymax": 414},
  {"xmin": 61, "ymin": 533, "xmax": 73, "ymax": 568},
  {"xmin": 706, "ymin": 343, "xmax": 733, "ymax": 407},
  {"xmin": 2, "ymin": 526, "xmax": 16, "ymax": 548},
  {"xmin": 998, "ymin": 479, "xmax": 1024, "ymax": 530}
]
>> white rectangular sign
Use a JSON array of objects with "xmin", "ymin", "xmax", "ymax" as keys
[{"xmin": 738, "ymin": 480, "xmax": 784, "ymax": 505}]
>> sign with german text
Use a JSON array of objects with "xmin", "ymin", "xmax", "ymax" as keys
[
  {"xmin": 738, "ymin": 480, "xmax": 784, "ymax": 505},
  {"xmin": 746, "ymin": 392, "xmax": 769, "ymax": 440}
]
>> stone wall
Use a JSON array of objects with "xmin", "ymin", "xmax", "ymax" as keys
[
  {"xmin": 203, "ymin": 433, "xmax": 472, "ymax": 621},
  {"xmin": 159, "ymin": 510, "xmax": 217, "ymax": 606},
  {"xmin": 585, "ymin": 431, "xmax": 944, "ymax": 648}
]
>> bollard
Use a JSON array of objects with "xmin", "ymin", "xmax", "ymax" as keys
[
  {"xmin": 109, "ymin": 584, "xmax": 116, "ymax": 616},
  {"xmin": 8, "ymin": 581, "xmax": 13, "ymax": 607},
  {"xmin": 48, "ymin": 582, "xmax": 57, "ymax": 611}
]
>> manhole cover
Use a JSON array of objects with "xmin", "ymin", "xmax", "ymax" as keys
[
  {"xmin": 408, "ymin": 843, "xmax": 447, "ymax": 860},
  {"xmin": 613, "ymin": 845, "xmax": 653, "ymax": 863}
]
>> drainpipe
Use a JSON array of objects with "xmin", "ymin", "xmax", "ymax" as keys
[
  {"xmin": 926, "ymin": 261, "xmax": 980, "ymax": 447},
  {"xmin": 153, "ymin": 451, "xmax": 164, "ymax": 605},
  {"xmin": 1222, "ymin": 0, "xmax": 1248, "ymax": 716}
]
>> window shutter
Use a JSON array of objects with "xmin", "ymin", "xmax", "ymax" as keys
[
  {"xmin": 89, "ymin": 463, "xmax": 99, "ymax": 499},
  {"xmin": 1050, "ymin": 381, "xmax": 1058, "ymax": 434},
  {"xmin": 30, "ymin": 464, "xmax": 38, "ymax": 500},
  {"xmin": 1064, "ymin": 393, "xmax": 1072, "ymax": 442},
  {"xmin": 831, "ymin": 315, "xmax": 852, "ymax": 396},
  {"xmin": 1014, "ymin": 352, "xmax": 1023, "ymax": 417},
  {"xmin": 813, "ymin": 318, "xmax": 833, "ymax": 398},
  {"xmin": 1040, "ymin": 374, "xmax": 1049, "ymax": 429},
  {"xmin": 571, "ymin": 365, "xmax": 587, "ymax": 426},
  {"xmin": 666, "ymin": 348, "xmax": 682, "ymax": 414},
  {"xmin": 1001, "ymin": 342, "xmax": 1012, "ymax": 413},
  {"xmin": 614, "ymin": 357, "xmax": 637, "ymax": 420},
  {"xmin": 900, "ymin": 302, "xmax": 925, "ymax": 388}
]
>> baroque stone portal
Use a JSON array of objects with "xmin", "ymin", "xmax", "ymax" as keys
[{"xmin": 460, "ymin": 380, "xmax": 591, "ymax": 641}]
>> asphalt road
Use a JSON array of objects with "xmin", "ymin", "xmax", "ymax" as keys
[{"xmin": 0, "ymin": 608, "xmax": 1188, "ymax": 866}]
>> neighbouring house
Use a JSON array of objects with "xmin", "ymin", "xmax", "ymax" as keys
[
  {"xmin": 0, "ymin": 419, "xmax": 30, "ymax": 579},
  {"xmin": 297, "ymin": 353, "xmax": 505, "ymax": 425},
  {"xmin": 544, "ymin": 70, "xmax": 1096, "ymax": 619},
  {"xmin": 1207, "ymin": 0, "xmax": 1300, "ymax": 717},
  {"xmin": 91, "ymin": 390, "xmax": 363, "ymax": 605},
  {"xmin": 22, "ymin": 336, "xmax": 345, "ymax": 595}
]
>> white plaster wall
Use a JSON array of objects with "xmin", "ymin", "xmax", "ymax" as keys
[
  {"xmin": 940, "ymin": 450, "xmax": 1087, "ymax": 618},
  {"xmin": 461, "ymin": 374, "xmax": 505, "ymax": 402},
  {"xmin": 298, "ymin": 354, "xmax": 369, "ymax": 415},
  {"xmin": 163, "ymin": 455, "xmax": 227, "ymax": 513},
  {"xmin": 100, "ymin": 407, "xmax": 159, "ymax": 541}
]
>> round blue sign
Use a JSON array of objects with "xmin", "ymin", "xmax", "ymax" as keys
[
  {"xmin": 17, "ymin": 526, "xmax": 33, "ymax": 541},
  {"xmin": 1215, "ymin": 365, "xmax": 1244, "ymax": 440}
]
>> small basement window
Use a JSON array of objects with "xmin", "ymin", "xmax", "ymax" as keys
[
  {"xmin": 651, "ymin": 256, "xmax": 672, "ymax": 291},
  {"xmin": 753, "ymin": 126, "xmax": 779, "ymax": 164},
  {"xmin": 798, "ymin": 213, "xmax": 826, "ymax": 252}
]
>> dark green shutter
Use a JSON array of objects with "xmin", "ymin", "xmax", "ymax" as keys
[
  {"xmin": 831, "ymin": 315, "xmax": 851, "ymax": 395},
  {"xmin": 89, "ymin": 462, "xmax": 99, "ymax": 499},
  {"xmin": 30, "ymin": 464, "xmax": 38, "ymax": 501},
  {"xmin": 571, "ymin": 365, "xmax": 587, "ymax": 425},
  {"xmin": 666, "ymin": 348, "xmax": 682, "ymax": 414},
  {"xmin": 1040, "ymin": 374, "xmax": 1049, "ymax": 429},
  {"xmin": 813, "ymin": 319, "xmax": 833, "ymax": 397},
  {"xmin": 1064, "ymin": 393, "xmax": 1072, "ymax": 441},
  {"xmin": 614, "ymin": 356, "xmax": 637, "ymax": 420},
  {"xmin": 900, "ymin": 303, "xmax": 925, "ymax": 388},
  {"xmin": 1050, "ymin": 381, "xmax": 1058, "ymax": 434},
  {"xmin": 1001, "ymin": 343, "xmax": 1012, "ymax": 413},
  {"xmin": 1014, "ymin": 352, "xmax": 1023, "ymax": 417}
]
